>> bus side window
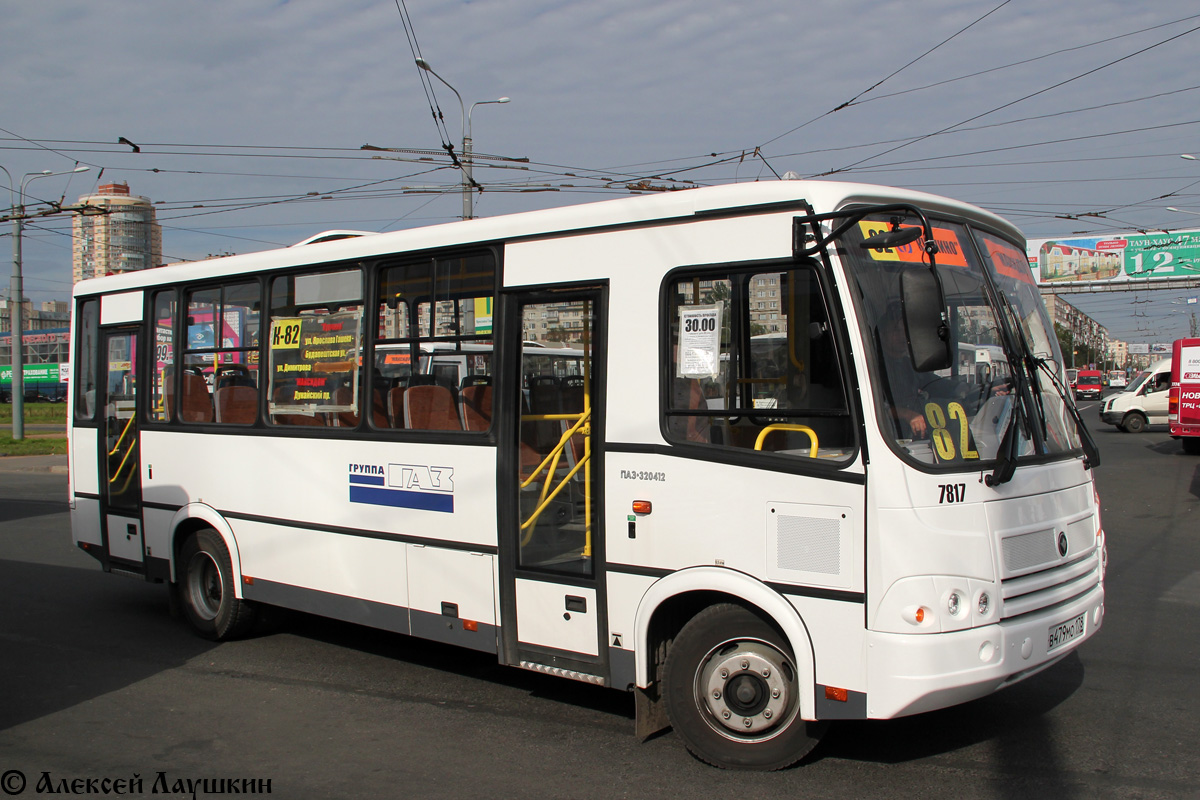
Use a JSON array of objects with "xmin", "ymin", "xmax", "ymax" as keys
[
  {"xmin": 372, "ymin": 250, "xmax": 496, "ymax": 433},
  {"xmin": 267, "ymin": 269, "xmax": 362, "ymax": 428},
  {"xmin": 149, "ymin": 290, "xmax": 177, "ymax": 422},
  {"xmin": 665, "ymin": 266, "xmax": 854, "ymax": 462},
  {"xmin": 183, "ymin": 281, "xmax": 262, "ymax": 425},
  {"xmin": 74, "ymin": 299, "xmax": 100, "ymax": 421}
]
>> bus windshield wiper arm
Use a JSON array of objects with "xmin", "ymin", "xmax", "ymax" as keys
[
  {"xmin": 1035, "ymin": 357, "xmax": 1102, "ymax": 470},
  {"xmin": 986, "ymin": 392, "xmax": 1023, "ymax": 486}
]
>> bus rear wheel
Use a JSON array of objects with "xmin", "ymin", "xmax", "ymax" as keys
[
  {"xmin": 663, "ymin": 603, "xmax": 826, "ymax": 770},
  {"xmin": 1182, "ymin": 437, "xmax": 1200, "ymax": 455},
  {"xmin": 178, "ymin": 529, "xmax": 257, "ymax": 640}
]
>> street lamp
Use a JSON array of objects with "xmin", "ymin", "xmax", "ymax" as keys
[
  {"xmin": 465, "ymin": 96, "xmax": 510, "ymax": 217},
  {"xmin": 415, "ymin": 58, "xmax": 509, "ymax": 220},
  {"xmin": 1, "ymin": 164, "xmax": 89, "ymax": 440}
]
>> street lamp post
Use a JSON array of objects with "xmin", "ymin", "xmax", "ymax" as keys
[
  {"xmin": 464, "ymin": 96, "xmax": 510, "ymax": 217},
  {"xmin": 2, "ymin": 165, "xmax": 89, "ymax": 440},
  {"xmin": 415, "ymin": 58, "xmax": 509, "ymax": 220}
]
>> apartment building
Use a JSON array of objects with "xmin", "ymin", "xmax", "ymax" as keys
[{"xmin": 72, "ymin": 182, "xmax": 163, "ymax": 282}]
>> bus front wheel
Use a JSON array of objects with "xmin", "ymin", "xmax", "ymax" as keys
[
  {"xmin": 178, "ymin": 529, "xmax": 257, "ymax": 640},
  {"xmin": 663, "ymin": 603, "xmax": 826, "ymax": 770}
]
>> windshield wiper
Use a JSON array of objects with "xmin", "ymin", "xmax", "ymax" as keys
[
  {"xmin": 1035, "ymin": 357, "xmax": 1101, "ymax": 470},
  {"xmin": 985, "ymin": 390, "xmax": 1025, "ymax": 486},
  {"xmin": 983, "ymin": 294, "xmax": 1043, "ymax": 485}
]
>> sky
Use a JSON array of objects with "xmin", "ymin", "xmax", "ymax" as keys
[{"xmin": 3, "ymin": 0, "xmax": 1200, "ymax": 346}]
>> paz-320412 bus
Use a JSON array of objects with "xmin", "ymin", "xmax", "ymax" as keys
[{"xmin": 68, "ymin": 180, "xmax": 1105, "ymax": 770}]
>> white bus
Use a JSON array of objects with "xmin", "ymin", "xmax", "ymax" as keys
[{"xmin": 68, "ymin": 181, "xmax": 1105, "ymax": 770}]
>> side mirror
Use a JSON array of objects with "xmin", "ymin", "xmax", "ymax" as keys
[{"xmin": 900, "ymin": 269, "xmax": 951, "ymax": 372}]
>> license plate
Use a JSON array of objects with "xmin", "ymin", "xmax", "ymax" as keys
[{"xmin": 1047, "ymin": 612, "xmax": 1086, "ymax": 653}]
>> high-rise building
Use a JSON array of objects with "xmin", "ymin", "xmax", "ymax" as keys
[{"xmin": 72, "ymin": 182, "xmax": 163, "ymax": 282}]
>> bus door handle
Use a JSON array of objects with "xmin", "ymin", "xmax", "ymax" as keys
[{"xmin": 565, "ymin": 595, "xmax": 587, "ymax": 614}]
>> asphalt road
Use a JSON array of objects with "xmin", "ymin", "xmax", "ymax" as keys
[{"xmin": 0, "ymin": 405, "xmax": 1197, "ymax": 799}]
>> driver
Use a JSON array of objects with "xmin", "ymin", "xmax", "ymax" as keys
[{"xmin": 878, "ymin": 309, "xmax": 928, "ymax": 439}]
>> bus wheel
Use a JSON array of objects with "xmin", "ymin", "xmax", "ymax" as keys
[
  {"xmin": 178, "ymin": 529, "xmax": 257, "ymax": 640},
  {"xmin": 1182, "ymin": 437, "xmax": 1200, "ymax": 455},
  {"xmin": 1121, "ymin": 413, "xmax": 1146, "ymax": 434},
  {"xmin": 663, "ymin": 603, "xmax": 826, "ymax": 770}
]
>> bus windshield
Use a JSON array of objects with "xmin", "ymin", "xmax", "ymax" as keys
[{"xmin": 837, "ymin": 216, "xmax": 1081, "ymax": 467}]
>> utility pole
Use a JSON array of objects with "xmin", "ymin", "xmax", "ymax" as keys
[
  {"xmin": 415, "ymin": 58, "xmax": 509, "ymax": 220},
  {"xmin": 1, "ymin": 165, "xmax": 90, "ymax": 439}
]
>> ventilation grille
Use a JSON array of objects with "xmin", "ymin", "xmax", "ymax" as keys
[
  {"xmin": 1002, "ymin": 528, "xmax": 1058, "ymax": 573},
  {"xmin": 776, "ymin": 515, "xmax": 841, "ymax": 575}
]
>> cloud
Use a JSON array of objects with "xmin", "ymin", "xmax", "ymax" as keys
[{"xmin": 2, "ymin": 0, "xmax": 1200, "ymax": 342}]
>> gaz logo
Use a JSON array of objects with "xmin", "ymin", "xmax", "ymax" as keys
[
  {"xmin": 389, "ymin": 464, "xmax": 454, "ymax": 493},
  {"xmin": 348, "ymin": 462, "xmax": 456, "ymax": 513}
]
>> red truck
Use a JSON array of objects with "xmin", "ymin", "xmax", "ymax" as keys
[{"xmin": 1169, "ymin": 337, "xmax": 1200, "ymax": 455}]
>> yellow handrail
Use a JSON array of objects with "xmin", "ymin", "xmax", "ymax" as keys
[
  {"xmin": 107, "ymin": 416, "xmax": 135, "ymax": 457},
  {"xmin": 108, "ymin": 442, "xmax": 138, "ymax": 486},
  {"xmin": 520, "ymin": 410, "xmax": 591, "ymax": 491},
  {"xmin": 520, "ymin": 452, "xmax": 590, "ymax": 536},
  {"xmin": 519, "ymin": 408, "xmax": 592, "ymax": 555},
  {"xmin": 111, "ymin": 458, "xmax": 138, "ymax": 494},
  {"xmin": 107, "ymin": 416, "xmax": 139, "ymax": 487},
  {"xmin": 754, "ymin": 424, "xmax": 819, "ymax": 457}
]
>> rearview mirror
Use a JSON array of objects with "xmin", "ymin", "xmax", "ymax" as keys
[{"xmin": 901, "ymin": 269, "xmax": 951, "ymax": 372}]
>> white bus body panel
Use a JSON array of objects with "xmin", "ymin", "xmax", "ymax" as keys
[
  {"xmin": 139, "ymin": 431, "xmax": 497, "ymax": 611},
  {"xmin": 99, "ymin": 291, "xmax": 144, "ymax": 325},
  {"xmin": 69, "ymin": 427, "xmax": 103, "ymax": 546},
  {"xmin": 409, "ymin": 547, "xmax": 496, "ymax": 626},
  {"xmin": 606, "ymin": 452, "xmax": 864, "ymax": 590},
  {"xmin": 140, "ymin": 432, "xmax": 497, "ymax": 547}
]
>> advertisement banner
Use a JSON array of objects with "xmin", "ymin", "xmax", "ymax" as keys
[
  {"xmin": 1028, "ymin": 229, "xmax": 1200, "ymax": 286},
  {"xmin": 0, "ymin": 363, "xmax": 65, "ymax": 385}
]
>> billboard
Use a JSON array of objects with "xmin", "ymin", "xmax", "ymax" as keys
[
  {"xmin": 0, "ymin": 363, "xmax": 66, "ymax": 385},
  {"xmin": 1027, "ymin": 229, "xmax": 1200, "ymax": 286}
]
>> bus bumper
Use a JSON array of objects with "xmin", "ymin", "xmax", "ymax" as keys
[{"xmin": 863, "ymin": 582, "xmax": 1104, "ymax": 719}]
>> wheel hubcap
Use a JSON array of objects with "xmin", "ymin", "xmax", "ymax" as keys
[
  {"xmin": 697, "ymin": 640, "xmax": 794, "ymax": 738},
  {"xmin": 186, "ymin": 552, "xmax": 223, "ymax": 621}
]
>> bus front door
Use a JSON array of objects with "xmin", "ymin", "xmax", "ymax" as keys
[
  {"xmin": 500, "ymin": 288, "xmax": 608, "ymax": 682},
  {"xmin": 99, "ymin": 328, "xmax": 145, "ymax": 569}
]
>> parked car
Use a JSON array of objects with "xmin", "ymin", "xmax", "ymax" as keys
[{"xmin": 22, "ymin": 383, "xmax": 68, "ymax": 403}]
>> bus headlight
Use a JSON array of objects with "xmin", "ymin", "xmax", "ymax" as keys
[
  {"xmin": 947, "ymin": 591, "xmax": 962, "ymax": 617},
  {"xmin": 977, "ymin": 591, "xmax": 990, "ymax": 616}
]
